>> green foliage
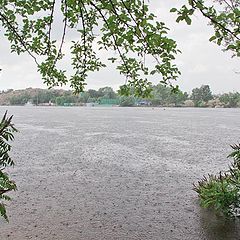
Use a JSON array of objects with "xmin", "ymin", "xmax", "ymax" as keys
[
  {"xmin": 79, "ymin": 92, "xmax": 90, "ymax": 104},
  {"xmin": 98, "ymin": 87, "xmax": 117, "ymax": 99},
  {"xmin": 55, "ymin": 91, "xmax": 79, "ymax": 106},
  {"xmin": 219, "ymin": 92, "xmax": 240, "ymax": 108},
  {"xmin": 191, "ymin": 85, "xmax": 213, "ymax": 107},
  {"xmin": 79, "ymin": 88, "xmax": 118, "ymax": 104},
  {"xmin": 194, "ymin": 144, "xmax": 240, "ymax": 217},
  {"xmin": 1, "ymin": 86, "xmax": 240, "ymax": 108},
  {"xmin": 9, "ymin": 93, "xmax": 30, "ymax": 105},
  {"xmin": 150, "ymin": 84, "xmax": 188, "ymax": 106},
  {"xmin": 0, "ymin": 0, "xmax": 181, "ymax": 97},
  {"xmin": 119, "ymin": 96, "xmax": 135, "ymax": 107},
  {"xmin": 172, "ymin": 0, "xmax": 240, "ymax": 57},
  {"xmin": 98, "ymin": 98, "xmax": 119, "ymax": 105},
  {"xmin": 0, "ymin": 1, "xmax": 239, "ymax": 97},
  {"xmin": 32, "ymin": 89, "xmax": 61, "ymax": 105},
  {"xmin": 0, "ymin": 111, "xmax": 17, "ymax": 222}
]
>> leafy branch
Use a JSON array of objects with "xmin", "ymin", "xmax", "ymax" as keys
[
  {"xmin": 0, "ymin": 0, "xmax": 181, "ymax": 97},
  {"xmin": 0, "ymin": 111, "xmax": 18, "ymax": 222},
  {"xmin": 172, "ymin": 0, "xmax": 240, "ymax": 57}
]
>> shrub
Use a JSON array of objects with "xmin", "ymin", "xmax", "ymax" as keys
[
  {"xmin": 194, "ymin": 144, "xmax": 240, "ymax": 217},
  {"xmin": 119, "ymin": 96, "xmax": 136, "ymax": 107},
  {"xmin": 0, "ymin": 112, "xmax": 17, "ymax": 221}
]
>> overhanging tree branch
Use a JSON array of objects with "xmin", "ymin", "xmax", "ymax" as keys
[{"xmin": 0, "ymin": 13, "xmax": 39, "ymax": 65}]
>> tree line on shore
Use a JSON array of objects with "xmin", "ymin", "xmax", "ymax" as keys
[{"xmin": 0, "ymin": 85, "xmax": 239, "ymax": 108}]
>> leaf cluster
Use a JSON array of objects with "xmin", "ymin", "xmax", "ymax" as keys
[
  {"xmin": 0, "ymin": 0, "xmax": 181, "ymax": 97},
  {"xmin": 0, "ymin": 111, "xmax": 17, "ymax": 222},
  {"xmin": 172, "ymin": 0, "xmax": 240, "ymax": 57},
  {"xmin": 194, "ymin": 144, "xmax": 240, "ymax": 217}
]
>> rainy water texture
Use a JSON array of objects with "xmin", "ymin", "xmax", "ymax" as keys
[{"xmin": 1, "ymin": 106, "xmax": 240, "ymax": 240}]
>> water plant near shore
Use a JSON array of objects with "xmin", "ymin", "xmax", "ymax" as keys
[
  {"xmin": 194, "ymin": 144, "xmax": 240, "ymax": 217},
  {"xmin": 0, "ymin": 112, "xmax": 17, "ymax": 221}
]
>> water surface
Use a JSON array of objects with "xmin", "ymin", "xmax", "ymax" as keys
[{"xmin": 1, "ymin": 107, "xmax": 240, "ymax": 239}]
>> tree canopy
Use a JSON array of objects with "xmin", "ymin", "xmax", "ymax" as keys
[
  {"xmin": 1, "ymin": 84, "xmax": 239, "ymax": 107},
  {"xmin": 191, "ymin": 85, "xmax": 213, "ymax": 106},
  {"xmin": 0, "ymin": 0, "xmax": 239, "ymax": 97}
]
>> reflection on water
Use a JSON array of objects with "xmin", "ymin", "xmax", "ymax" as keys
[{"xmin": 200, "ymin": 208, "xmax": 240, "ymax": 240}]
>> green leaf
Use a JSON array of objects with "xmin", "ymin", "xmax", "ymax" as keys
[{"xmin": 170, "ymin": 8, "xmax": 177, "ymax": 13}]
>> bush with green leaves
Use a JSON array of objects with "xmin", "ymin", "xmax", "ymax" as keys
[
  {"xmin": 119, "ymin": 96, "xmax": 136, "ymax": 107},
  {"xmin": 194, "ymin": 144, "xmax": 240, "ymax": 217},
  {"xmin": 0, "ymin": 112, "xmax": 17, "ymax": 221}
]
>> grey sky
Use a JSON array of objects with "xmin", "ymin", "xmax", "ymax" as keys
[{"xmin": 0, "ymin": 1, "xmax": 239, "ymax": 94}]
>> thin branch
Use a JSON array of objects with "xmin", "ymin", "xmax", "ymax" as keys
[
  {"xmin": 89, "ymin": 1, "xmax": 132, "ymax": 78},
  {"xmin": 119, "ymin": 0, "xmax": 164, "ymax": 66},
  {"xmin": 49, "ymin": 0, "xmax": 67, "ymax": 72},
  {"xmin": 103, "ymin": 0, "xmax": 134, "ymax": 28},
  {"xmin": 192, "ymin": 0, "xmax": 240, "ymax": 40},
  {"xmin": 220, "ymin": 0, "xmax": 234, "ymax": 10},
  {"xmin": 79, "ymin": 0, "xmax": 87, "ymax": 72},
  {"xmin": 0, "ymin": 189, "xmax": 12, "ymax": 195},
  {"xmin": 56, "ymin": 0, "xmax": 68, "ymax": 60},
  {"xmin": 0, "ymin": 13, "xmax": 39, "ymax": 65},
  {"xmin": 47, "ymin": 0, "xmax": 56, "ymax": 54}
]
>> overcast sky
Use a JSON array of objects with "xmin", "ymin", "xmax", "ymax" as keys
[{"xmin": 0, "ymin": 0, "xmax": 239, "ymax": 94}]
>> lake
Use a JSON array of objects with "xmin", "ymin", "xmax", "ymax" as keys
[{"xmin": 1, "ymin": 106, "xmax": 240, "ymax": 240}]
